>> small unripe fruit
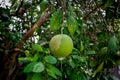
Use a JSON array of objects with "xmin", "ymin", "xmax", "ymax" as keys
[{"xmin": 49, "ymin": 34, "xmax": 73, "ymax": 57}]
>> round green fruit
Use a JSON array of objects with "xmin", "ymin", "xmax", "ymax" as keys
[{"xmin": 49, "ymin": 34, "xmax": 73, "ymax": 57}]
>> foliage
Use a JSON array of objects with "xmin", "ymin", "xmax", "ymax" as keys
[{"xmin": 0, "ymin": 0, "xmax": 120, "ymax": 80}]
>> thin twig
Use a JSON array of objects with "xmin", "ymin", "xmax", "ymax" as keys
[
  {"xmin": 40, "ymin": 41, "xmax": 49, "ymax": 46},
  {"xmin": 16, "ymin": 0, "xmax": 24, "ymax": 15},
  {"xmin": 22, "ymin": 8, "xmax": 51, "ymax": 42},
  {"xmin": 82, "ymin": 4, "xmax": 103, "ymax": 20}
]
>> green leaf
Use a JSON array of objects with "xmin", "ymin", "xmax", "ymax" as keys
[
  {"xmin": 70, "ymin": 74, "xmax": 78, "ymax": 80},
  {"xmin": 72, "ymin": 55, "xmax": 85, "ymax": 63},
  {"xmin": 25, "ymin": 50, "xmax": 30, "ymax": 57},
  {"xmin": 11, "ymin": 0, "xmax": 18, "ymax": 8},
  {"xmin": 47, "ymin": 64, "xmax": 62, "ymax": 77},
  {"xmin": 26, "ymin": 73, "xmax": 33, "ymax": 80},
  {"xmin": 32, "ymin": 73, "xmax": 43, "ymax": 80},
  {"xmin": 93, "ymin": 61, "xmax": 104, "ymax": 77},
  {"xmin": 85, "ymin": 50, "xmax": 95, "ymax": 55},
  {"xmin": 89, "ymin": 60, "xmax": 97, "ymax": 67},
  {"xmin": 47, "ymin": 68, "xmax": 57, "ymax": 79},
  {"xmin": 40, "ymin": 0, "xmax": 48, "ymax": 13},
  {"xmin": 32, "ymin": 53, "xmax": 39, "ymax": 62},
  {"xmin": 108, "ymin": 35, "xmax": 118, "ymax": 54},
  {"xmin": 104, "ymin": 0, "xmax": 114, "ymax": 8},
  {"xmin": 50, "ymin": 10, "xmax": 62, "ymax": 30},
  {"xmin": 18, "ymin": 57, "xmax": 29, "ymax": 62},
  {"xmin": 45, "ymin": 55, "xmax": 57, "ymax": 64},
  {"xmin": 66, "ymin": 3, "xmax": 78, "ymax": 35},
  {"xmin": 67, "ymin": 16, "xmax": 78, "ymax": 35},
  {"xmin": 69, "ymin": 58, "xmax": 75, "ymax": 68},
  {"xmin": 77, "ymin": 19, "xmax": 83, "ymax": 26},
  {"xmin": 24, "ymin": 62, "xmax": 45, "ymax": 73},
  {"xmin": 24, "ymin": 62, "xmax": 37, "ymax": 73},
  {"xmin": 33, "ymin": 62, "xmax": 45, "ymax": 73},
  {"xmin": 115, "ymin": 59, "xmax": 120, "ymax": 67},
  {"xmin": 68, "ymin": 3, "xmax": 76, "ymax": 16},
  {"xmin": 80, "ymin": 41, "xmax": 84, "ymax": 52},
  {"xmin": 98, "ymin": 47, "xmax": 108, "ymax": 58},
  {"xmin": 32, "ymin": 44, "xmax": 43, "ymax": 52}
]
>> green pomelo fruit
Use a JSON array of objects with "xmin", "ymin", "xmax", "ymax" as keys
[{"xmin": 49, "ymin": 34, "xmax": 73, "ymax": 57}]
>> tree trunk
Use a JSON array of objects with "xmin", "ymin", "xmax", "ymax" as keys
[
  {"xmin": 0, "ymin": 51, "xmax": 18, "ymax": 80},
  {"xmin": 0, "ymin": 8, "xmax": 50, "ymax": 80}
]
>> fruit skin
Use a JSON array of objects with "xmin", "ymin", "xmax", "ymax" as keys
[{"xmin": 49, "ymin": 34, "xmax": 73, "ymax": 57}]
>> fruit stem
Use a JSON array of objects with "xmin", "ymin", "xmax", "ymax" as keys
[
  {"xmin": 60, "ymin": 60, "xmax": 63, "ymax": 80},
  {"xmin": 58, "ymin": 57, "xmax": 64, "ymax": 79},
  {"xmin": 61, "ymin": 27, "xmax": 64, "ymax": 34}
]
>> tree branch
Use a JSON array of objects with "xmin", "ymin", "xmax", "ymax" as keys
[
  {"xmin": 15, "ymin": 8, "xmax": 51, "ymax": 48},
  {"xmin": 82, "ymin": 4, "xmax": 103, "ymax": 20},
  {"xmin": 23, "ymin": 8, "xmax": 50, "ymax": 42}
]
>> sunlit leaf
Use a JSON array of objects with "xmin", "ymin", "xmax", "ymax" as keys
[
  {"xmin": 33, "ymin": 62, "xmax": 45, "ymax": 73},
  {"xmin": 32, "ymin": 53, "xmax": 39, "ymax": 62},
  {"xmin": 93, "ymin": 61, "xmax": 104, "ymax": 77},
  {"xmin": 18, "ymin": 57, "xmax": 29, "ymax": 62},
  {"xmin": 47, "ymin": 64, "xmax": 62, "ymax": 77},
  {"xmin": 47, "ymin": 68, "xmax": 57, "ymax": 79},
  {"xmin": 32, "ymin": 44, "xmax": 43, "ymax": 52},
  {"xmin": 50, "ymin": 10, "xmax": 62, "ymax": 30},
  {"xmin": 80, "ymin": 41, "xmax": 84, "ymax": 52},
  {"xmin": 66, "ymin": 3, "xmax": 78, "ymax": 35},
  {"xmin": 67, "ymin": 16, "xmax": 78, "ymax": 35},
  {"xmin": 45, "ymin": 55, "xmax": 57, "ymax": 64},
  {"xmin": 25, "ymin": 50, "xmax": 30, "ymax": 57}
]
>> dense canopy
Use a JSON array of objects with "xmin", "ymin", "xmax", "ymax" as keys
[{"xmin": 0, "ymin": 0, "xmax": 120, "ymax": 80}]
